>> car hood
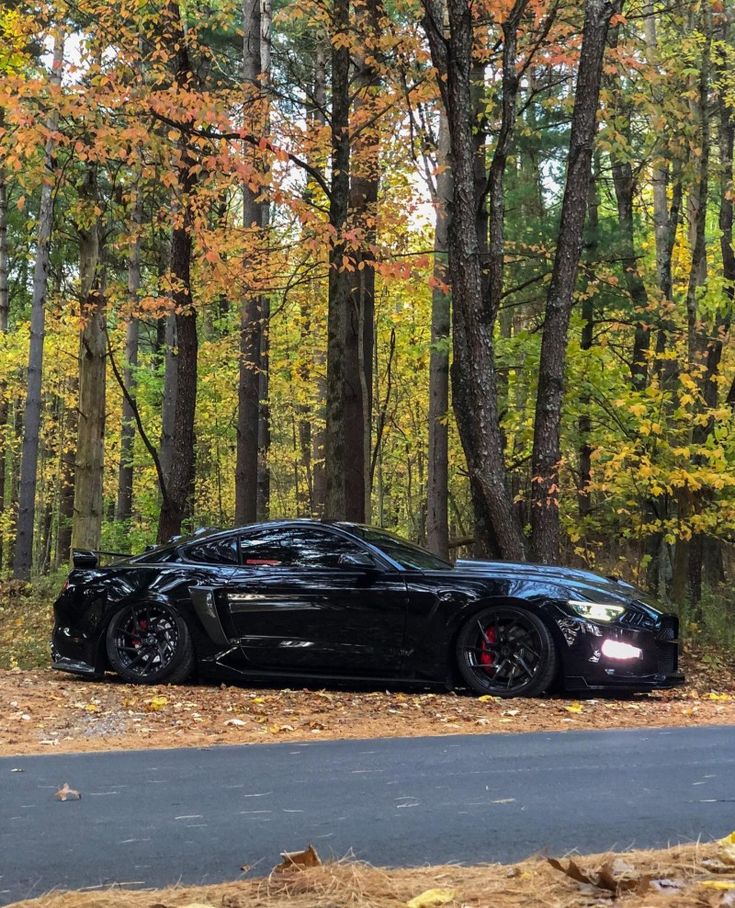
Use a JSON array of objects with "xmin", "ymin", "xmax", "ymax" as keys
[{"xmin": 453, "ymin": 559, "xmax": 646, "ymax": 606}]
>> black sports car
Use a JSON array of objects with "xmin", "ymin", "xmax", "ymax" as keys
[{"xmin": 52, "ymin": 520, "xmax": 684, "ymax": 697}]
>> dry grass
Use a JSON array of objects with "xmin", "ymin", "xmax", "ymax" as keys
[{"xmin": 7, "ymin": 841, "xmax": 735, "ymax": 908}]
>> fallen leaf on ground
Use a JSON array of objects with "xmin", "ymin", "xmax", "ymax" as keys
[
  {"xmin": 54, "ymin": 782, "xmax": 81, "ymax": 801},
  {"xmin": 547, "ymin": 856, "xmax": 649, "ymax": 894},
  {"xmin": 406, "ymin": 887, "xmax": 456, "ymax": 907},
  {"xmin": 224, "ymin": 718, "xmax": 246, "ymax": 726},
  {"xmin": 274, "ymin": 844, "xmax": 321, "ymax": 872}
]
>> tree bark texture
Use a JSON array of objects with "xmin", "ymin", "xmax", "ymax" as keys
[
  {"xmin": 530, "ymin": 0, "xmax": 620, "ymax": 565},
  {"xmin": 235, "ymin": 0, "xmax": 269, "ymax": 525},
  {"xmin": 324, "ymin": 0, "xmax": 355, "ymax": 520},
  {"xmin": 426, "ymin": 111, "xmax": 452, "ymax": 559},
  {"xmin": 157, "ymin": 10, "xmax": 199, "ymax": 543},
  {"xmin": 0, "ymin": 159, "xmax": 9, "ymax": 570},
  {"xmin": 116, "ymin": 190, "xmax": 142, "ymax": 526},
  {"xmin": 675, "ymin": 0, "xmax": 711, "ymax": 607},
  {"xmin": 578, "ymin": 163, "xmax": 600, "ymax": 519},
  {"xmin": 14, "ymin": 31, "xmax": 64, "ymax": 579},
  {"xmin": 344, "ymin": 0, "xmax": 382, "ymax": 522},
  {"xmin": 610, "ymin": 107, "xmax": 650, "ymax": 390},
  {"xmin": 71, "ymin": 214, "xmax": 106, "ymax": 553},
  {"xmin": 159, "ymin": 313, "xmax": 178, "ymax": 486},
  {"xmin": 422, "ymin": 0, "xmax": 526, "ymax": 560}
]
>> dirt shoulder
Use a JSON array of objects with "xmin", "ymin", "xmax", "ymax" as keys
[
  {"xmin": 2, "ymin": 644, "xmax": 735, "ymax": 756},
  {"xmin": 8, "ymin": 839, "xmax": 735, "ymax": 908}
]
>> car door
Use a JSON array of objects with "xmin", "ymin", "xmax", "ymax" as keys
[{"xmin": 220, "ymin": 525, "xmax": 408, "ymax": 675}]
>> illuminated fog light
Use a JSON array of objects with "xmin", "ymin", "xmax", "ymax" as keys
[{"xmin": 601, "ymin": 639, "xmax": 642, "ymax": 660}]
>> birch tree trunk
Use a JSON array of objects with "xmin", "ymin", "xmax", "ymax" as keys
[{"xmin": 14, "ymin": 31, "xmax": 64, "ymax": 579}]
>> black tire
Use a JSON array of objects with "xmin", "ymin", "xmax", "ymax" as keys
[
  {"xmin": 105, "ymin": 601, "xmax": 195, "ymax": 684},
  {"xmin": 455, "ymin": 605, "xmax": 558, "ymax": 698}
]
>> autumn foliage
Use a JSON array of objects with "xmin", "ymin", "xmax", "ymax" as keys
[{"xmin": 0, "ymin": 0, "xmax": 733, "ymax": 616}]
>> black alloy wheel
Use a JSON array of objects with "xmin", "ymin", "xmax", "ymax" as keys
[
  {"xmin": 456, "ymin": 605, "xmax": 558, "ymax": 697},
  {"xmin": 105, "ymin": 602, "xmax": 194, "ymax": 684}
]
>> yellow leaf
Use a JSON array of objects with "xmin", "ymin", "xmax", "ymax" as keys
[
  {"xmin": 252, "ymin": 697, "xmax": 266, "ymax": 704},
  {"xmin": 406, "ymin": 888, "xmax": 456, "ymax": 908},
  {"xmin": 145, "ymin": 696, "xmax": 168, "ymax": 712},
  {"xmin": 718, "ymin": 832, "xmax": 735, "ymax": 846},
  {"xmin": 699, "ymin": 880, "xmax": 735, "ymax": 890},
  {"xmin": 84, "ymin": 703, "xmax": 101, "ymax": 713},
  {"xmin": 478, "ymin": 695, "xmax": 500, "ymax": 702},
  {"xmin": 704, "ymin": 692, "xmax": 732, "ymax": 702},
  {"xmin": 565, "ymin": 702, "xmax": 583, "ymax": 714}
]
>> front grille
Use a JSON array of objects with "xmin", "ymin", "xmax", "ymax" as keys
[{"xmin": 619, "ymin": 609, "xmax": 656, "ymax": 630}]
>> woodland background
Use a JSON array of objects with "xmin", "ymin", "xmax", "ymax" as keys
[{"xmin": 0, "ymin": 0, "xmax": 734, "ymax": 627}]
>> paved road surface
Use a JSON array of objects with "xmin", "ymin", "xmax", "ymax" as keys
[{"xmin": 3, "ymin": 726, "xmax": 735, "ymax": 904}]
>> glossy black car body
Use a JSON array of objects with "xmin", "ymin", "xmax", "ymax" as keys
[{"xmin": 52, "ymin": 520, "xmax": 685, "ymax": 697}]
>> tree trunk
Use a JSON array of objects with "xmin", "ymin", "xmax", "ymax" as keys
[
  {"xmin": 157, "ymin": 10, "xmax": 199, "ymax": 543},
  {"xmin": 56, "ymin": 381, "xmax": 76, "ymax": 566},
  {"xmin": 345, "ymin": 3, "xmax": 381, "ymax": 521},
  {"xmin": 530, "ymin": 0, "xmax": 619, "ymax": 564},
  {"xmin": 426, "ymin": 111, "xmax": 452, "ymax": 559},
  {"xmin": 0, "ymin": 157, "xmax": 9, "ymax": 571},
  {"xmin": 13, "ymin": 31, "xmax": 64, "ymax": 580},
  {"xmin": 324, "ymin": 0, "xmax": 354, "ymax": 520},
  {"xmin": 422, "ymin": 0, "xmax": 526, "ymax": 560},
  {"xmin": 677, "ymin": 0, "xmax": 711, "ymax": 610},
  {"xmin": 578, "ymin": 160, "xmax": 600, "ymax": 519},
  {"xmin": 611, "ymin": 129, "xmax": 650, "ymax": 389},
  {"xmin": 235, "ymin": 0, "xmax": 269, "ymax": 526},
  {"xmin": 160, "ymin": 313, "xmax": 177, "ymax": 486},
  {"xmin": 116, "ymin": 190, "xmax": 142, "ymax": 527},
  {"xmin": 310, "ymin": 40, "xmax": 328, "ymax": 516},
  {"xmin": 71, "ymin": 174, "xmax": 106, "ymax": 554}
]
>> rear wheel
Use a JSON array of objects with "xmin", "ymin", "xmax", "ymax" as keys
[
  {"xmin": 456, "ymin": 605, "xmax": 557, "ymax": 697},
  {"xmin": 106, "ymin": 602, "xmax": 194, "ymax": 684}
]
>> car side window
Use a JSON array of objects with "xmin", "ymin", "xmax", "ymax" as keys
[
  {"xmin": 186, "ymin": 535, "xmax": 240, "ymax": 565},
  {"xmin": 238, "ymin": 527, "xmax": 366, "ymax": 568}
]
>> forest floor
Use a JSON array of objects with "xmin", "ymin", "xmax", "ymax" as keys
[
  {"xmin": 2, "ymin": 644, "xmax": 735, "ymax": 756},
  {"xmin": 7, "ymin": 838, "xmax": 735, "ymax": 908},
  {"xmin": 2, "ymin": 583, "xmax": 735, "ymax": 756}
]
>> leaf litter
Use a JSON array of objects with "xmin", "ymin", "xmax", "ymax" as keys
[
  {"xmin": 2, "ymin": 654, "xmax": 735, "ymax": 756},
  {"xmin": 6, "ymin": 838, "xmax": 735, "ymax": 908}
]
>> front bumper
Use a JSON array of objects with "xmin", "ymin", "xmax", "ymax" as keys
[
  {"xmin": 564, "ymin": 669, "xmax": 686, "ymax": 692},
  {"xmin": 554, "ymin": 608, "xmax": 685, "ymax": 693}
]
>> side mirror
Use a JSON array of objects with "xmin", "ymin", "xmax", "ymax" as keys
[{"xmin": 337, "ymin": 551, "xmax": 379, "ymax": 570}]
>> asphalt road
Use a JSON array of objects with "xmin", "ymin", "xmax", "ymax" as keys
[{"xmin": 3, "ymin": 725, "xmax": 735, "ymax": 905}]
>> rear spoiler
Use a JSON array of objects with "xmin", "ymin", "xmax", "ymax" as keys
[{"xmin": 72, "ymin": 549, "xmax": 131, "ymax": 570}]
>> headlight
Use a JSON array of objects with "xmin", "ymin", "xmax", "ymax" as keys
[{"xmin": 568, "ymin": 600, "xmax": 626, "ymax": 623}]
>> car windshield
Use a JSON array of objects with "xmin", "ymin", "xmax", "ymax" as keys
[{"xmin": 354, "ymin": 527, "xmax": 452, "ymax": 571}]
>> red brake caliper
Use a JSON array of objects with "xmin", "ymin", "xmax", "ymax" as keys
[
  {"xmin": 132, "ymin": 618, "xmax": 148, "ymax": 649},
  {"xmin": 480, "ymin": 626, "xmax": 496, "ymax": 667}
]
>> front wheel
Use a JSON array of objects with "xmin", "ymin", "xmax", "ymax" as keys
[
  {"xmin": 106, "ymin": 601, "xmax": 194, "ymax": 684},
  {"xmin": 455, "ymin": 605, "xmax": 558, "ymax": 697}
]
